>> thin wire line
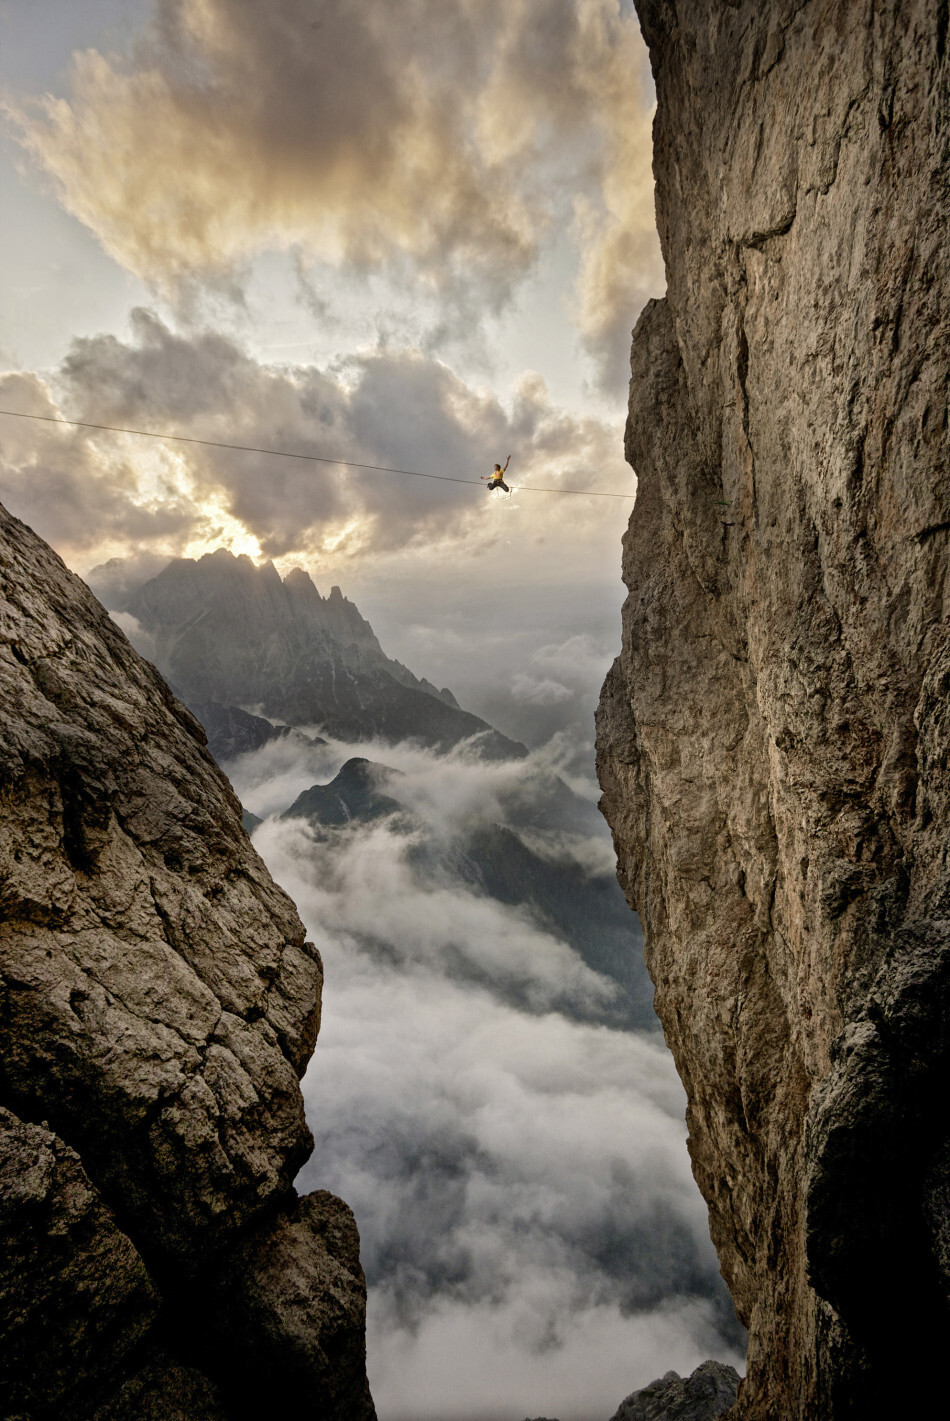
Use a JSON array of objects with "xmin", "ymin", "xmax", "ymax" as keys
[{"xmin": 0, "ymin": 407, "xmax": 635, "ymax": 499}]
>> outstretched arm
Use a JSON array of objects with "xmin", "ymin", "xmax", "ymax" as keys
[{"xmin": 504, "ymin": 454, "xmax": 511, "ymax": 471}]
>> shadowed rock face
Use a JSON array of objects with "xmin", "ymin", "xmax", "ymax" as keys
[
  {"xmin": 186, "ymin": 700, "xmax": 327, "ymax": 763},
  {"xmin": 597, "ymin": 3, "xmax": 949, "ymax": 1417},
  {"xmin": 0, "ymin": 1110, "xmax": 160, "ymax": 1417},
  {"xmin": 282, "ymin": 757, "xmax": 409, "ymax": 828},
  {"xmin": 0, "ymin": 503, "xmax": 374, "ymax": 1417}
]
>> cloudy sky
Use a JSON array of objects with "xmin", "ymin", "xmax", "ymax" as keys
[
  {"xmin": 0, "ymin": 0, "xmax": 664, "ymax": 751},
  {"xmin": 0, "ymin": 4, "xmax": 749, "ymax": 1416}
]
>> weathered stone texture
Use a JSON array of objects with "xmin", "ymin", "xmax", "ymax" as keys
[
  {"xmin": 610, "ymin": 1361, "xmax": 740, "ymax": 1421},
  {"xmin": 202, "ymin": 1190, "xmax": 377, "ymax": 1420},
  {"xmin": 597, "ymin": 3, "xmax": 949, "ymax": 1416},
  {"xmin": 0, "ymin": 502, "xmax": 373, "ymax": 1415},
  {"xmin": 0, "ymin": 1108, "xmax": 159, "ymax": 1416}
]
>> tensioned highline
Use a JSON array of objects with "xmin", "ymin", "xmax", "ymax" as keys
[{"xmin": 0, "ymin": 409, "xmax": 635, "ymax": 499}]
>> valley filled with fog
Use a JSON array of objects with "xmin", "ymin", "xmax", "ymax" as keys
[
  {"xmin": 0, "ymin": 5, "xmax": 752, "ymax": 1416},
  {"xmin": 93, "ymin": 548, "xmax": 746, "ymax": 1420},
  {"xmin": 224, "ymin": 730, "xmax": 744, "ymax": 1420}
]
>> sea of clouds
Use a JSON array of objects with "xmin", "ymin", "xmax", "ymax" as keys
[{"xmin": 224, "ymin": 733, "xmax": 745, "ymax": 1421}]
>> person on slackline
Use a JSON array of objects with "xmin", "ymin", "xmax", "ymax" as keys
[{"xmin": 483, "ymin": 454, "xmax": 512, "ymax": 494}]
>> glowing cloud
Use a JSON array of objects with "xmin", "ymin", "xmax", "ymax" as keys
[
  {"xmin": 8, "ymin": 0, "xmax": 661, "ymax": 378},
  {"xmin": 0, "ymin": 310, "xmax": 631, "ymax": 575}
]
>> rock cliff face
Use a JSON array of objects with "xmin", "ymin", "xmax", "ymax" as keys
[
  {"xmin": 597, "ymin": 3, "xmax": 949, "ymax": 1417},
  {"xmin": 0, "ymin": 503, "xmax": 374, "ymax": 1417}
]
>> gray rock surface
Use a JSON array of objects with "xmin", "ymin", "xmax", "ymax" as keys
[
  {"xmin": 610, "ymin": 1362, "xmax": 740, "ymax": 1421},
  {"xmin": 202, "ymin": 1190, "xmax": 376, "ymax": 1418},
  {"xmin": 597, "ymin": 2, "xmax": 949, "ymax": 1417},
  {"xmin": 517, "ymin": 1361, "xmax": 738, "ymax": 1421},
  {"xmin": 186, "ymin": 700, "xmax": 326, "ymax": 763},
  {"xmin": 282, "ymin": 756, "xmax": 409, "ymax": 828},
  {"xmin": 92, "ymin": 1358, "xmax": 229, "ymax": 1421},
  {"xmin": 113, "ymin": 548, "xmax": 525, "ymax": 757},
  {"xmin": 0, "ymin": 502, "xmax": 374, "ymax": 1415}
]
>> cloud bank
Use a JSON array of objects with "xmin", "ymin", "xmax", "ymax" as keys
[
  {"xmin": 7, "ymin": 0, "xmax": 662, "ymax": 387},
  {"xmin": 221, "ymin": 735, "xmax": 745, "ymax": 1420},
  {"xmin": 0, "ymin": 310, "xmax": 632, "ymax": 588},
  {"xmin": 0, "ymin": 8, "xmax": 739, "ymax": 1415}
]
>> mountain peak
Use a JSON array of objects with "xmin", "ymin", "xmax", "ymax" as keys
[
  {"xmin": 282, "ymin": 756, "xmax": 407, "ymax": 828},
  {"xmin": 116, "ymin": 550, "xmax": 526, "ymax": 758},
  {"xmin": 282, "ymin": 565, "xmax": 313, "ymax": 588}
]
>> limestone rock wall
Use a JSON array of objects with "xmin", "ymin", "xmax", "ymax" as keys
[
  {"xmin": 597, "ymin": 3, "xmax": 949, "ymax": 1416},
  {"xmin": 0, "ymin": 502, "xmax": 374, "ymax": 1418}
]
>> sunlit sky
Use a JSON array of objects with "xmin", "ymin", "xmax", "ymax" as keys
[{"xmin": 0, "ymin": 0, "xmax": 663, "ymax": 741}]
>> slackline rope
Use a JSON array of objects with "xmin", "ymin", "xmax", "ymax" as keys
[{"xmin": 0, "ymin": 407, "xmax": 635, "ymax": 499}]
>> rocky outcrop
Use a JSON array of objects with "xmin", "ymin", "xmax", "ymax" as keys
[
  {"xmin": 0, "ymin": 502, "xmax": 374, "ymax": 1417},
  {"xmin": 609, "ymin": 1362, "xmax": 740, "ymax": 1421},
  {"xmin": 0, "ymin": 1110, "xmax": 163, "ymax": 1417},
  {"xmin": 108, "ymin": 549, "xmax": 524, "ymax": 758},
  {"xmin": 518, "ymin": 1361, "xmax": 738, "ymax": 1421},
  {"xmin": 282, "ymin": 757, "xmax": 409, "ymax": 828},
  {"xmin": 597, "ymin": 3, "xmax": 949, "ymax": 1417},
  {"xmin": 186, "ymin": 700, "xmax": 327, "ymax": 764}
]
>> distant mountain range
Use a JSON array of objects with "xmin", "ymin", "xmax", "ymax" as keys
[
  {"xmin": 93, "ymin": 549, "xmax": 525, "ymax": 758},
  {"xmin": 186, "ymin": 700, "xmax": 327, "ymax": 762},
  {"xmin": 90, "ymin": 548, "xmax": 651, "ymax": 1027}
]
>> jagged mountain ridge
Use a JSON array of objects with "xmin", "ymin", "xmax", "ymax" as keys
[
  {"xmin": 105, "ymin": 549, "xmax": 524, "ymax": 758},
  {"xmin": 115, "ymin": 548, "xmax": 654, "ymax": 1024},
  {"xmin": 279, "ymin": 757, "xmax": 655, "ymax": 1029}
]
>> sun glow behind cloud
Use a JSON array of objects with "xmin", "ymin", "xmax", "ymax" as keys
[
  {"xmin": 0, "ymin": 309, "xmax": 633, "ymax": 594},
  {"xmin": 1, "ymin": 0, "xmax": 662, "ymax": 600}
]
